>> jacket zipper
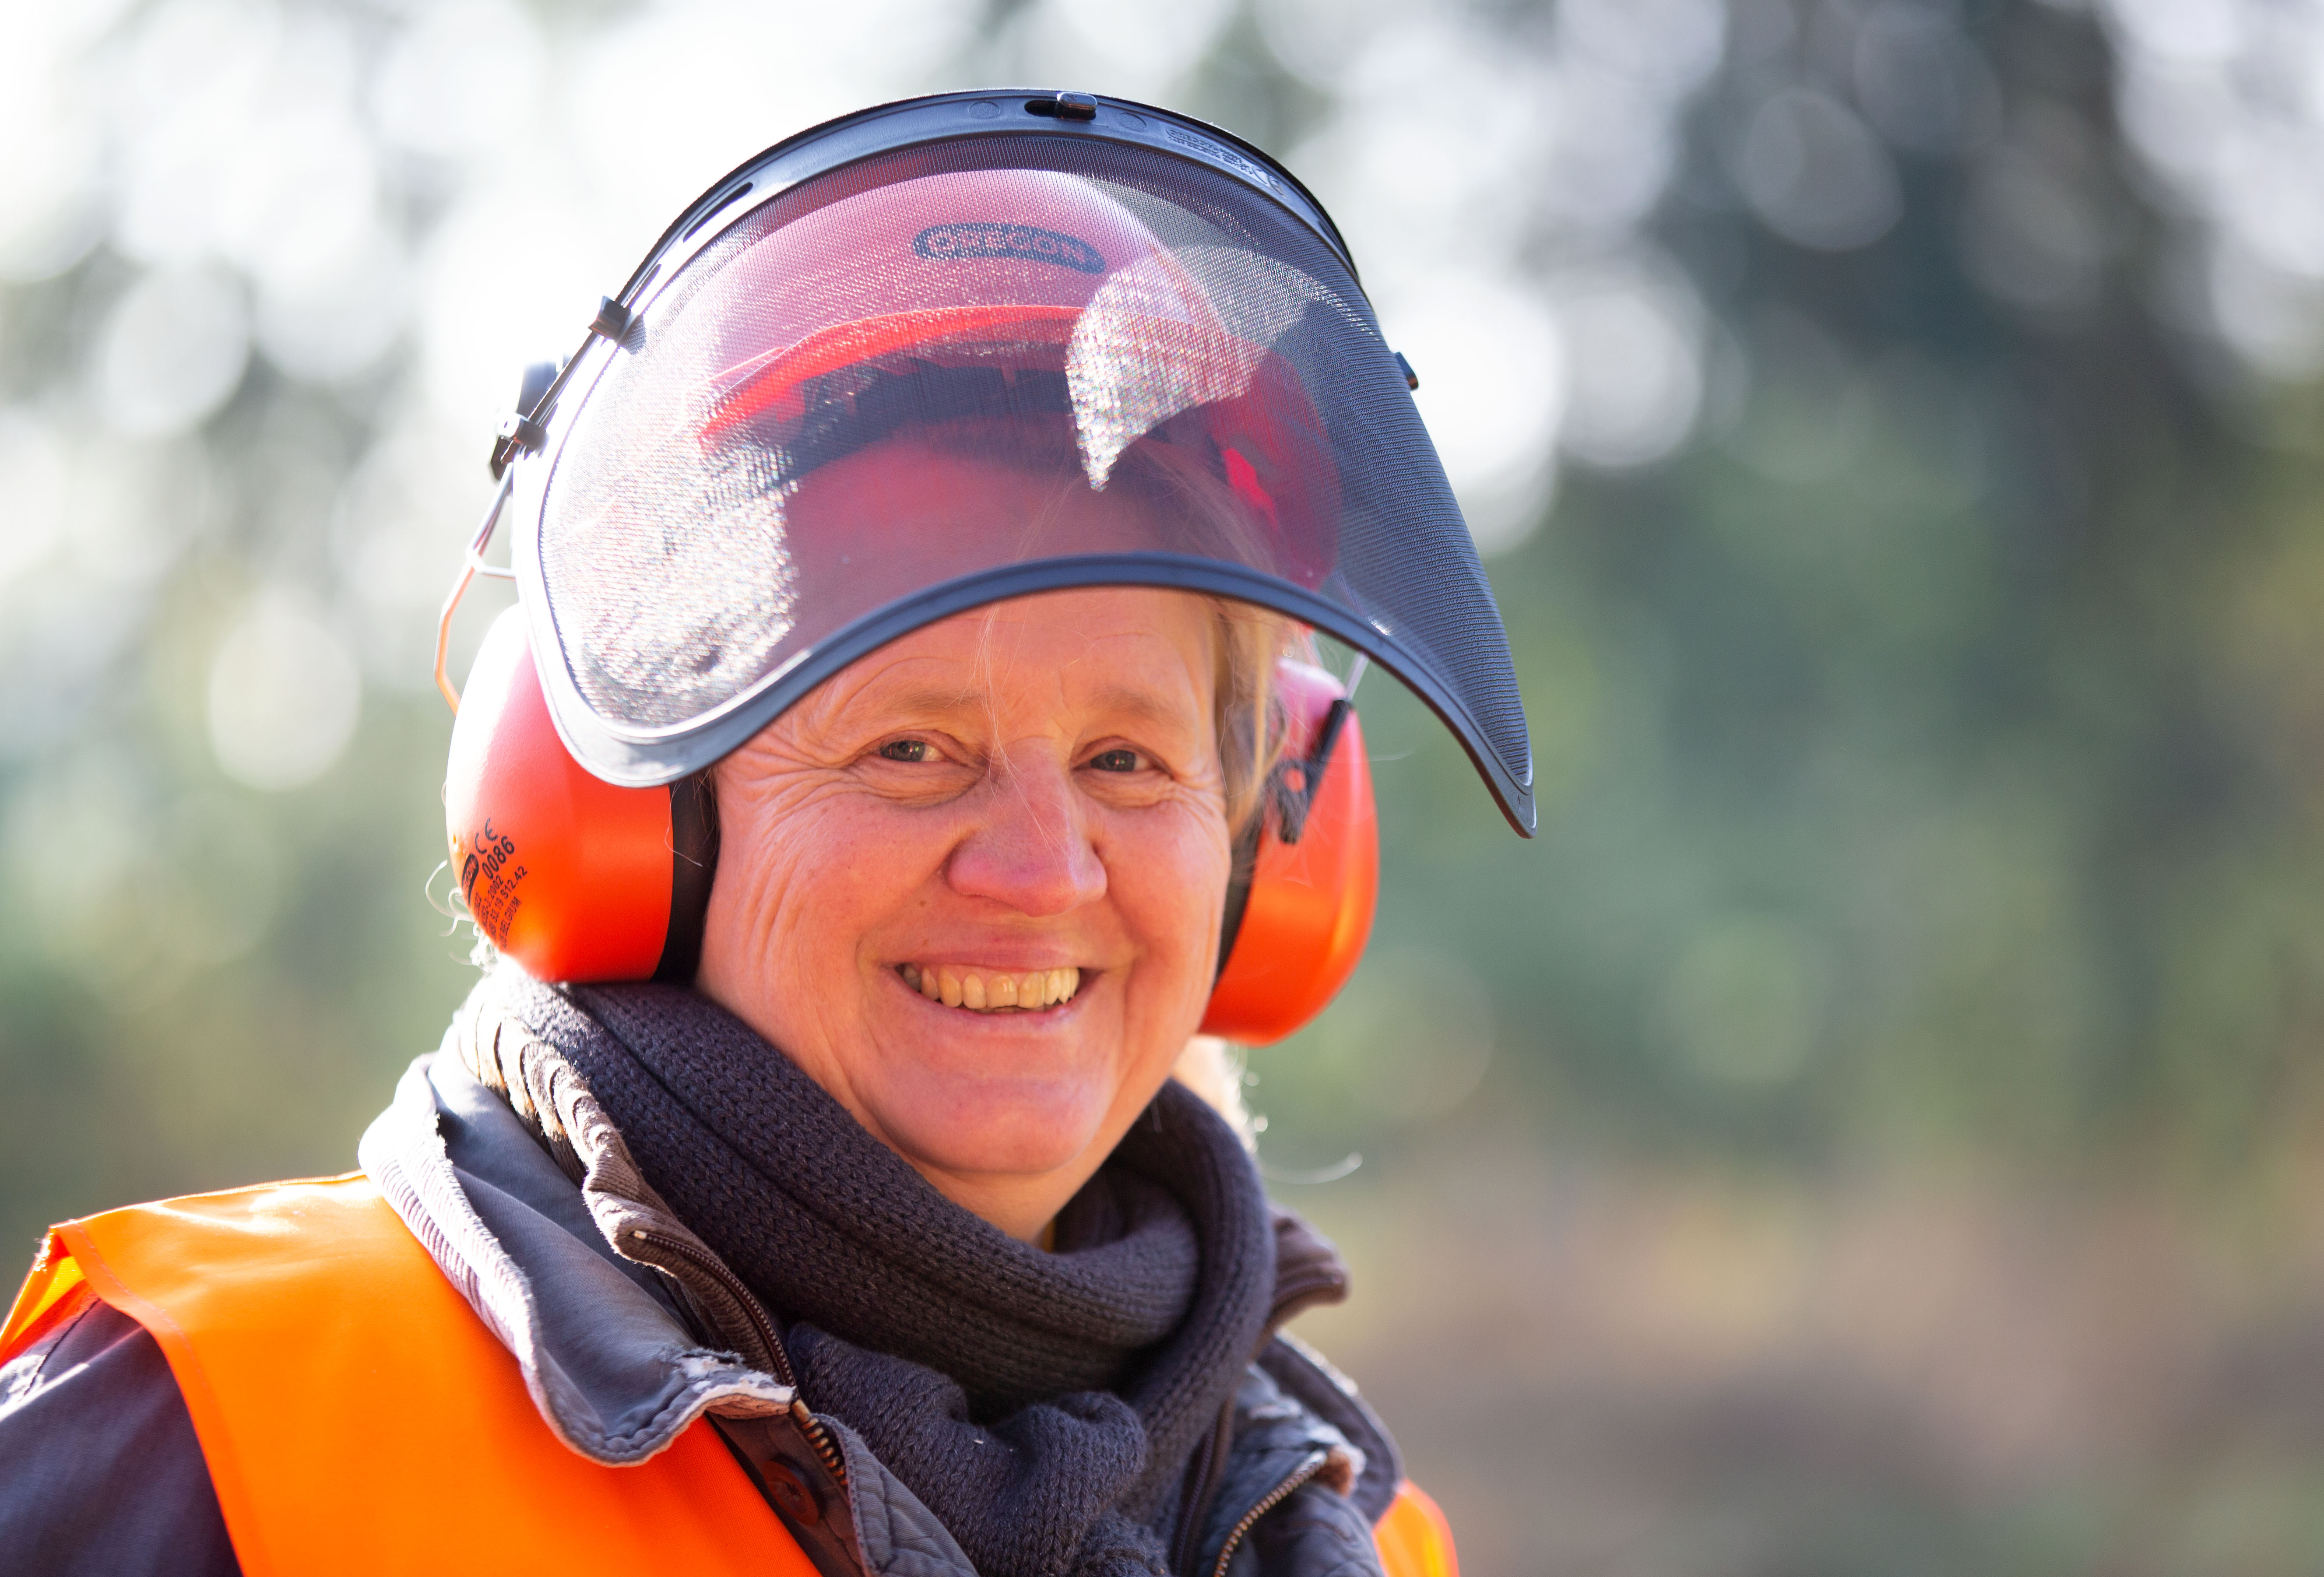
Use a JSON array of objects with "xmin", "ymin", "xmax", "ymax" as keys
[
  {"xmin": 1208, "ymin": 1451, "xmax": 1327, "ymax": 1577},
  {"xmin": 627, "ymin": 1226, "xmax": 848, "ymax": 1485},
  {"xmin": 1171, "ymin": 1399, "xmax": 1237, "ymax": 1577}
]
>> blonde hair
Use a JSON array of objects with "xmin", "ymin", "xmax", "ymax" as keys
[
  {"xmin": 1209, "ymin": 598, "xmax": 1308, "ymax": 837},
  {"xmin": 1171, "ymin": 1034, "xmax": 1258, "ymax": 1149}
]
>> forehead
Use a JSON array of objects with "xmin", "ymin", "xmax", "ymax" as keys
[{"xmin": 814, "ymin": 586, "xmax": 1220, "ymax": 724}]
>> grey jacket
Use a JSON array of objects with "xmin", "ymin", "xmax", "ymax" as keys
[{"xmin": 0, "ymin": 1049, "xmax": 1401, "ymax": 1577}]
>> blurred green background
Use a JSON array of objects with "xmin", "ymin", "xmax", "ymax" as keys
[{"xmin": 9, "ymin": 0, "xmax": 2324, "ymax": 1571}]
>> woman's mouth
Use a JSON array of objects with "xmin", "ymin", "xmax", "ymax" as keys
[{"xmin": 898, "ymin": 963, "xmax": 1083, "ymax": 1013}]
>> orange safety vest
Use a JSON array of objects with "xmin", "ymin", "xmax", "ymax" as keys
[{"xmin": 5, "ymin": 1175, "xmax": 1459, "ymax": 1577}]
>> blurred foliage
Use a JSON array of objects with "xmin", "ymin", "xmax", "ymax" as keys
[
  {"xmin": 1259, "ymin": 0, "xmax": 2324, "ymax": 1190},
  {"xmin": 10, "ymin": 0, "xmax": 2324, "ymax": 1569}
]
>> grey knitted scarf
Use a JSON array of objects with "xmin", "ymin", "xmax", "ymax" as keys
[{"xmin": 492, "ymin": 972, "xmax": 1275, "ymax": 1577}]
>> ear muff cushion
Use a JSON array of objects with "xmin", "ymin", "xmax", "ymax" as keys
[
  {"xmin": 447, "ymin": 608, "xmax": 676, "ymax": 982},
  {"xmin": 1201, "ymin": 662, "xmax": 1379, "ymax": 1044}
]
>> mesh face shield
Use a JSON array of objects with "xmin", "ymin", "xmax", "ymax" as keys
[{"xmin": 505, "ymin": 96, "xmax": 1536, "ymax": 832}]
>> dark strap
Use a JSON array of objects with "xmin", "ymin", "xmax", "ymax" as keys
[{"xmin": 711, "ymin": 1410, "xmax": 866, "ymax": 1577}]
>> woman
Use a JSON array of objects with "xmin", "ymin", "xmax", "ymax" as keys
[{"xmin": 0, "ymin": 92, "xmax": 1534, "ymax": 1577}]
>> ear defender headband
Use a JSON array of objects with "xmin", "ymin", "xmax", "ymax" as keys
[
  {"xmin": 437, "ymin": 90, "xmax": 1535, "ymax": 1045},
  {"xmin": 447, "ymin": 607, "xmax": 1377, "ymax": 1042}
]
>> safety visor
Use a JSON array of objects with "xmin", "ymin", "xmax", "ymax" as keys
[{"xmin": 509, "ymin": 101, "xmax": 1535, "ymax": 832}]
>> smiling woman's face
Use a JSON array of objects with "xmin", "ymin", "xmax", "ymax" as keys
[{"xmin": 694, "ymin": 581, "xmax": 1235, "ymax": 1241}]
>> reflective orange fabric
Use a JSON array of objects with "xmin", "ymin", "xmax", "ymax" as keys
[
  {"xmin": 1374, "ymin": 1481, "xmax": 1460, "ymax": 1577},
  {"xmin": 2, "ymin": 1175, "xmax": 812, "ymax": 1577},
  {"xmin": 1, "ymin": 1173, "xmax": 1458, "ymax": 1577},
  {"xmin": 0, "ymin": 1233, "xmax": 91, "ymax": 1357}
]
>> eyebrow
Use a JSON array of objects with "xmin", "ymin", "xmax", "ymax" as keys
[
  {"xmin": 857, "ymin": 682, "xmax": 986, "ymax": 720},
  {"xmin": 1079, "ymin": 682, "xmax": 1203, "ymax": 733},
  {"xmin": 857, "ymin": 680, "xmax": 1201, "ymax": 735}
]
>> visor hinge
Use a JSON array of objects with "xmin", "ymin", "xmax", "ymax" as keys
[
  {"xmin": 487, "ymin": 358, "xmax": 561, "ymax": 480},
  {"xmin": 490, "ymin": 413, "xmax": 548, "ymax": 478},
  {"xmin": 1268, "ymin": 699, "xmax": 1355, "ymax": 846},
  {"xmin": 1027, "ymin": 91, "xmax": 1098, "ymax": 121},
  {"xmin": 589, "ymin": 295, "xmax": 633, "ymax": 343}
]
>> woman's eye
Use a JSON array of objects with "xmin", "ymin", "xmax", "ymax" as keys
[
  {"xmin": 1089, "ymin": 748, "xmax": 1143, "ymax": 773},
  {"xmin": 877, "ymin": 739, "xmax": 929, "ymax": 763}
]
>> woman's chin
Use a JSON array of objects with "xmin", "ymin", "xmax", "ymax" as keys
[{"xmin": 873, "ymin": 1075, "xmax": 1120, "ymax": 1184}]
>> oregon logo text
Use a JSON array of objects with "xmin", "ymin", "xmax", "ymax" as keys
[{"xmin": 914, "ymin": 222, "xmax": 1105, "ymax": 274}]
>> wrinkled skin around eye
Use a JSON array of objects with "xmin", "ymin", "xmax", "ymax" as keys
[{"xmin": 694, "ymin": 585, "xmax": 1234, "ymax": 1242}]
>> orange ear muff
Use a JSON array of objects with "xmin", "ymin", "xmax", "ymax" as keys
[
  {"xmin": 1200, "ymin": 660, "xmax": 1379, "ymax": 1044},
  {"xmin": 446, "ymin": 607, "xmax": 717, "ymax": 983}
]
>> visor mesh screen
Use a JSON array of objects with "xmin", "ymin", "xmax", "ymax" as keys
[{"xmin": 537, "ymin": 135, "xmax": 1529, "ymax": 789}]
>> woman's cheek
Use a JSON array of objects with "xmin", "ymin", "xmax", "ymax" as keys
[
  {"xmin": 761, "ymin": 793, "xmax": 924, "ymax": 944},
  {"xmin": 708, "ymin": 773, "xmax": 886, "ymax": 995},
  {"xmin": 1115, "ymin": 800, "xmax": 1232, "ymax": 987}
]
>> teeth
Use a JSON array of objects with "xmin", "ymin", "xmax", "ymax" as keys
[{"xmin": 901, "ymin": 964, "xmax": 1082, "ymax": 1013}]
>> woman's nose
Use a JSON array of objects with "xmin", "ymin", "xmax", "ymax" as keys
[{"xmin": 943, "ymin": 747, "xmax": 1107, "ymax": 917}]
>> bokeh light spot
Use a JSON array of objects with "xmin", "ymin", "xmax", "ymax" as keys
[
  {"xmin": 1736, "ymin": 89, "xmax": 1905, "ymax": 253},
  {"xmin": 207, "ymin": 592, "xmax": 362, "ymax": 791},
  {"xmin": 97, "ymin": 268, "xmax": 251, "ymax": 436}
]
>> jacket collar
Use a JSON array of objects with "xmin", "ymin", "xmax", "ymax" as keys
[{"xmin": 360, "ymin": 1030, "xmax": 1397, "ymax": 1577}]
